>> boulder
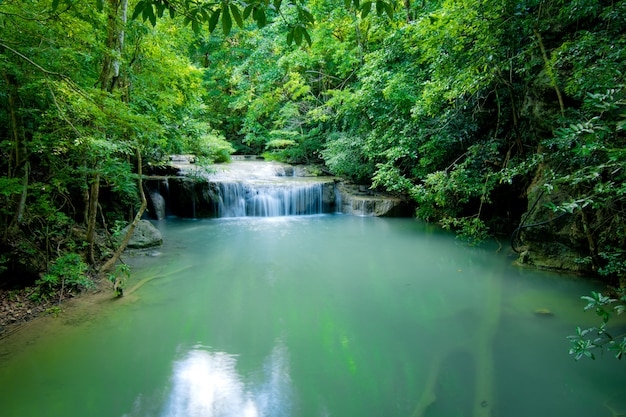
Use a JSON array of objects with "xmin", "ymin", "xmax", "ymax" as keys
[{"xmin": 121, "ymin": 220, "xmax": 163, "ymax": 249}]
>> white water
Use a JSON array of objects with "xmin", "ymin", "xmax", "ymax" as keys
[{"xmin": 207, "ymin": 161, "xmax": 329, "ymax": 217}]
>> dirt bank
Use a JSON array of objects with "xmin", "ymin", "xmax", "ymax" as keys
[{"xmin": 0, "ymin": 279, "xmax": 113, "ymax": 339}]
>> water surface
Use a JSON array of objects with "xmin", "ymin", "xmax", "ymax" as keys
[{"xmin": 0, "ymin": 215, "xmax": 624, "ymax": 417}]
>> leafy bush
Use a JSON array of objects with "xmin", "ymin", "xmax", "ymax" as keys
[
  {"xmin": 184, "ymin": 132, "xmax": 235, "ymax": 163},
  {"xmin": 33, "ymin": 253, "xmax": 91, "ymax": 301},
  {"xmin": 322, "ymin": 132, "xmax": 376, "ymax": 183}
]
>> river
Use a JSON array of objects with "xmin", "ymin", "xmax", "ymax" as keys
[{"xmin": 0, "ymin": 215, "xmax": 624, "ymax": 417}]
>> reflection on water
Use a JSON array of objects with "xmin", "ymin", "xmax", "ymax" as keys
[{"xmin": 157, "ymin": 340, "xmax": 291, "ymax": 417}]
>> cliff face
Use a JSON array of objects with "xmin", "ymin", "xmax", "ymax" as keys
[{"xmin": 515, "ymin": 162, "xmax": 625, "ymax": 286}]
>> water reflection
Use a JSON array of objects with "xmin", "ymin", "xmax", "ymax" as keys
[{"xmin": 159, "ymin": 340, "xmax": 291, "ymax": 417}]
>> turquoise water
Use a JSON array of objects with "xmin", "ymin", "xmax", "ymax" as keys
[{"xmin": 0, "ymin": 215, "xmax": 624, "ymax": 417}]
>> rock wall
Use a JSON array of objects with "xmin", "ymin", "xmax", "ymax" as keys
[{"xmin": 515, "ymin": 168, "xmax": 593, "ymax": 274}]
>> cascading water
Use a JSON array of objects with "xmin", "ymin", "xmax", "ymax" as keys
[
  {"xmin": 148, "ymin": 158, "xmax": 408, "ymax": 219},
  {"xmin": 206, "ymin": 160, "xmax": 333, "ymax": 218},
  {"xmin": 213, "ymin": 182, "xmax": 324, "ymax": 217}
]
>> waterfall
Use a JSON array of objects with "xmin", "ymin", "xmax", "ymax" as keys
[
  {"xmin": 213, "ymin": 181, "xmax": 324, "ymax": 217},
  {"xmin": 158, "ymin": 160, "xmax": 336, "ymax": 219}
]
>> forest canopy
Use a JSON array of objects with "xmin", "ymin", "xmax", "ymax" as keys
[{"xmin": 1, "ymin": 0, "xmax": 625, "ymax": 295}]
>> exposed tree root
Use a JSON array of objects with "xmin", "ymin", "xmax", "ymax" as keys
[
  {"xmin": 410, "ymin": 355, "xmax": 442, "ymax": 417},
  {"xmin": 411, "ymin": 268, "xmax": 502, "ymax": 417}
]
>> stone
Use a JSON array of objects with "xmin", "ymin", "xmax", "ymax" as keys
[
  {"xmin": 336, "ymin": 182, "xmax": 413, "ymax": 217},
  {"xmin": 148, "ymin": 191, "xmax": 167, "ymax": 220},
  {"xmin": 534, "ymin": 308, "xmax": 554, "ymax": 317},
  {"xmin": 121, "ymin": 220, "xmax": 163, "ymax": 249}
]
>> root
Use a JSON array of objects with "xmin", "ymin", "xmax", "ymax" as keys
[
  {"xmin": 603, "ymin": 401, "xmax": 626, "ymax": 417},
  {"xmin": 410, "ymin": 355, "xmax": 442, "ymax": 417}
]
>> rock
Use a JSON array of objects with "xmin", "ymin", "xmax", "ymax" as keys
[
  {"xmin": 170, "ymin": 154, "xmax": 196, "ymax": 163},
  {"xmin": 120, "ymin": 220, "xmax": 163, "ymax": 249},
  {"xmin": 515, "ymin": 164, "xmax": 594, "ymax": 274},
  {"xmin": 336, "ymin": 182, "xmax": 413, "ymax": 217},
  {"xmin": 293, "ymin": 165, "xmax": 325, "ymax": 177},
  {"xmin": 148, "ymin": 191, "xmax": 167, "ymax": 220},
  {"xmin": 534, "ymin": 308, "xmax": 554, "ymax": 317}
]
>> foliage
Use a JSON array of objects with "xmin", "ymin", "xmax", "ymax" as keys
[
  {"xmin": 108, "ymin": 263, "xmax": 130, "ymax": 297},
  {"xmin": 542, "ymin": 86, "xmax": 626, "ymax": 281},
  {"xmin": 568, "ymin": 291, "xmax": 626, "ymax": 360},
  {"xmin": 2, "ymin": 0, "xmax": 626, "ymax": 304},
  {"xmin": 0, "ymin": 0, "xmax": 235, "ymax": 294},
  {"xmin": 33, "ymin": 253, "xmax": 91, "ymax": 301},
  {"xmin": 126, "ymin": 0, "xmax": 395, "ymax": 45}
]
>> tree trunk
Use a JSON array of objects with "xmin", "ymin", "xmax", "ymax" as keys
[
  {"xmin": 2, "ymin": 71, "xmax": 26, "ymax": 235},
  {"xmin": 1, "ymin": 72, "xmax": 21, "ymax": 180},
  {"xmin": 85, "ymin": 173, "xmax": 101, "ymax": 264},
  {"xmin": 87, "ymin": 0, "xmax": 128, "ymax": 265},
  {"xmin": 99, "ymin": 148, "xmax": 147, "ymax": 280},
  {"xmin": 97, "ymin": 0, "xmax": 128, "ymax": 92},
  {"xmin": 110, "ymin": 0, "xmax": 128, "ymax": 91}
]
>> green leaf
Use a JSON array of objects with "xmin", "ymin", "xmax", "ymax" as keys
[
  {"xmin": 254, "ymin": 8, "xmax": 267, "ymax": 27},
  {"xmin": 375, "ymin": 0, "xmax": 383, "ymax": 14},
  {"xmin": 273, "ymin": 0, "xmax": 282, "ymax": 10},
  {"xmin": 156, "ymin": 2, "xmax": 165, "ymax": 17},
  {"xmin": 286, "ymin": 27, "xmax": 294, "ymax": 45},
  {"xmin": 148, "ymin": 5, "xmax": 156, "ymax": 26},
  {"xmin": 209, "ymin": 9, "xmax": 221, "ymax": 32},
  {"xmin": 96, "ymin": 0, "xmax": 104, "ymax": 12},
  {"xmin": 230, "ymin": 4, "xmax": 244, "ymax": 28},
  {"xmin": 301, "ymin": 7, "xmax": 315, "ymax": 23},
  {"xmin": 361, "ymin": 1, "xmax": 372, "ymax": 18},
  {"xmin": 384, "ymin": 2, "xmax": 393, "ymax": 18},
  {"xmin": 294, "ymin": 25, "xmax": 303, "ymax": 46},
  {"xmin": 303, "ymin": 27, "xmax": 312, "ymax": 46},
  {"xmin": 222, "ymin": 6, "xmax": 233, "ymax": 35},
  {"xmin": 51, "ymin": 0, "xmax": 60, "ymax": 11},
  {"xmin": 243, "ymin": 5, "xmax": 253, "ymax": 19},
  {"xmin": 132, "ymin": 1, "xmax": 145, "ymax": 20},
  {"xmin": 200, "ymin": 7, "xmax": 210, "ymax": 21}
]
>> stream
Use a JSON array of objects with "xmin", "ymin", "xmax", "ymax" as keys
[{"xmin": 0, "ymin": 214, "xmax": 624, "ymax": 417}]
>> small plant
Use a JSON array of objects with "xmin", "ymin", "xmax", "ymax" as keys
[
  {"xmin": 568, "ymin": 291, "xmax": 626, "ymax": 360},
  {"xmin": 108, "ymin": 263, "xmax": 131, "ymax": 297},
  {"xmin": 440, "ymin": 216, "xmax": 489, "ymax": 245},
  {"xmin": 44, "ymin": 306, "xmax": 63, "ymax": 317},
  {"xmin": 111, "ymin": 220, "xmax": 129, "ymax": 240},
  {"xmin": 34, "ymin": 253, "xmax": 91, "ymax": 301}
]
